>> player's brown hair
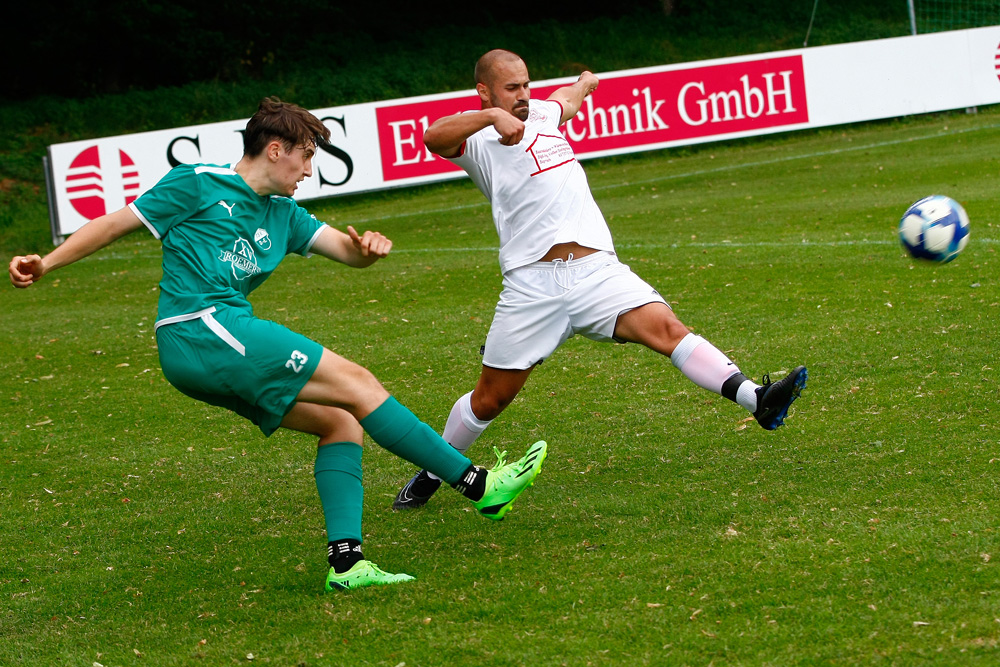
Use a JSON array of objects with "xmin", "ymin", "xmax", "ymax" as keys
[{"xmin": 243, "ymin": 97, "xmax": 331, "ymax": 157}]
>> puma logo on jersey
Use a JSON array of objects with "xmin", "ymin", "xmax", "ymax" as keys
[{"xmin": 218, "ymin": 200, "xmax": 236, "ymax": 216}]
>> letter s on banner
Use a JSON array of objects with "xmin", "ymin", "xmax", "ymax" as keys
[
  {"xmin": 318, "ymin": 115, "xmax": 354, "ymax": 188},
  {"xmin": 166, "ymin": 135, "xmax": 201, "ymax": 168}
]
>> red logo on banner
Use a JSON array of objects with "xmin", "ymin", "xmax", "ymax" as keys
[
  {"xmin": 375, "ymin": 55, "xmax": 808, "ymax": 182},
  {"xmin": 65, "ymin": 146, "xmax": 141, "ymax": 219},
  {"xmin": 995, "ymin": 42, "xmax": 1000, "ymax": 83},
  {"xmin": 375, "ymin": 96, "xmax": 477, "ymax": 181}
]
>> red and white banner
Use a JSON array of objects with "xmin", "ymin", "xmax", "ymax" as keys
[{"xmin": 46, "ymin": 26, "xmax": 1000, "ymax": 242}]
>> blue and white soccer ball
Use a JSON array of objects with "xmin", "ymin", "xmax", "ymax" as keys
[{"xmin": 898, "ymin": 195, "xmax": 970, "ymax": 263}]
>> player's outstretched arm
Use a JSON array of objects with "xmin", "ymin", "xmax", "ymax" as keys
[
  {"xmin": 424, "ymin": 108, "xmax": 523, "ymax": 156},
  {"xmin": 548, "ymin": 71, "xmax": 600, "ymax": 124},
  {"xmin": 310, "ymin": 225, "xmax": 392, "ymax": 268},
  {"xmin": 9, "ymin": 206, "xmax": 143, "ymax": 288}
]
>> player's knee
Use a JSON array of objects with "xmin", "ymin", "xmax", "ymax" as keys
[
  {"xmin": 336, "ymin": 359, "xmax": 383, "ymax": 393},
  {"xmin": 652, "ymin": 304, "xmax": 687, "ymax": 340},
  {"xmin": 665, "ymin": 317, "xmax": 690, "ymax": 344},
  {"xmin": 320, "ymin": 418, "xmax": 363, "ymax": 445},
  {"xmin": 471, "ymin": 390, "xmax": 513, "ymax": 420}
]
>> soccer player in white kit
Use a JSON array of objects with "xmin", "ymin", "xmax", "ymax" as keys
[{"xmin": 393, "ymin": 49, "xmax": 807, "ymax": 509}]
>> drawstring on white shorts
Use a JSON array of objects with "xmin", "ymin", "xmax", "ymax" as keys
[{"xmin": 552, "ymin": 252, "xmax": 574, "ymax": 290}]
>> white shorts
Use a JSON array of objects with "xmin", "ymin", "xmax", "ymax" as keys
[{"xmin": 482, "ymin": 251, "xmax": 667, "ymax": 370}]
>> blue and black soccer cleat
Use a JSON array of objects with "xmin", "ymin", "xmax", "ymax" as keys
[{"xmin": 753, "ymin": 366, "xmax": 807, "ymax": 430}]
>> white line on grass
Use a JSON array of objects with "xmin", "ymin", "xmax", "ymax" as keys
[
  {"xmin": 344, "ymin": 121, "xmax": 1000, "ymax": 225},
  {"xmin": 591, "ymin": 121, "xmax": 1000, "ymax": 192},
  {"xmin": 338, "ymin": 201, "xmax": 488, "ymax": 224},
  {"xmin": 93, "ymin": 121, "xmax": 999, "ymax": 262},
  {"xmin": 392, "ymin": 237, "xmax": 999, "ymax": 253},
  {"xmin": 96, "ymin": 236, "xmax": 998, "ymax": 261}
]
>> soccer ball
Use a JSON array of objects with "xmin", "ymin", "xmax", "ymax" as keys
[{"xmin": 898, "ymin": 195, "xmax": 970, "ymax": 263}]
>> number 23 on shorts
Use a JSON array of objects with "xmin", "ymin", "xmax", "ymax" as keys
[{"xmin": 285, "ymin": 350, "xmax": 309, "ymax": 373}]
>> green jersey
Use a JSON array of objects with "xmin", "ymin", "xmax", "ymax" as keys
[{"xmin": 129, "ymin": 163, "xmax": 326, "ymax": 327}]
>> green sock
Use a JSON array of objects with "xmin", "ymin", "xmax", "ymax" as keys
[
  {"xmin": 360, "ymin": 397, "xmax": 472, "ymax": 485},
  {"xmin": 314, "ymin": 442, "xmax": 364, "ymax": 543}
]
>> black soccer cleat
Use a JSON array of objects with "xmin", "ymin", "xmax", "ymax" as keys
[
  {"xmin": 392, "ymin": 469, "xmax": 442, "ymax": 510},
  {"xmin": 753, "ymin": 365, "xmax": 808, "ymax": 430}
]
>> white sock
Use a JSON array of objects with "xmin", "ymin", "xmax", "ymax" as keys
[
  {"xmin": 427, "ymin": 391, "xmax": 492, "ymax": 481},
  {"xmin": 671, "ymin": 333, "xmax": 759, "ymax": 412},
  {"xmin": 735, "ymin": 381, "xmax": 759, "ymax": 413}
]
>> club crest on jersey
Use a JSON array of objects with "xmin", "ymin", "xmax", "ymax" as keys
[
  {"xmin": 218, "ymin": 238, "xmax": 261, "ymax": 282},
  {"xmin": 253, "ymin": 228, "xmax": 272, "ymax": 250}
]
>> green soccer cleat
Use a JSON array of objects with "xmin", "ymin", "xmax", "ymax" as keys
[
  {"xmin": 473, "ymin": 440, "xmax": 548, "ymax": 521},
  {"xmin": 324, "ymin": 560, "xmax": 415, "ymax": 592}
]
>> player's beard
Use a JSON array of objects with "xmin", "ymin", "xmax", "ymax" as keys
[{"xmin": 512, "ymin": 103, "xmax": 529, "ymax": 120}]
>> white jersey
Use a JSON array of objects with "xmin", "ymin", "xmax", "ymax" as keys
[{"xmin": 451, "ymin": 99, "xmax": 615, "ymax": 274}]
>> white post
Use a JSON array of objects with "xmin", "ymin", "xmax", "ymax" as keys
[{"xmin": 908, "ymin": 0, "xmax": 918, "ymax": 34}]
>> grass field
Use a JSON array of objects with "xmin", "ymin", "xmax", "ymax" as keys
[{"xmin": 3, "ymin": 105, "xmax": 1000, "ymax": 666}]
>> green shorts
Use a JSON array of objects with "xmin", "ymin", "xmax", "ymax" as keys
[{"xmin": 155, "ymin": 307, "xmax": 324, "ymax": 436}]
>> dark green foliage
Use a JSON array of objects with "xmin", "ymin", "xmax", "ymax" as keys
[
  {"xmin": 11, "ymin": 1, "xmax": 907, "ymax": 100},
  {"xmin": 1, "ymin": 3, "xmax": 911, "ymax": 255}
]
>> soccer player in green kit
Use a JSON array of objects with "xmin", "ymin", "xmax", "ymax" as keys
[{"xmin": 9, "ymin": 97, "xmax": 548, "ymax": 591}]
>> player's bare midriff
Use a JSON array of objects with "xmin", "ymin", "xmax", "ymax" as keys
[{"xmin": 539, "ymin": 242, "xmax": 600, "ymax": 262}]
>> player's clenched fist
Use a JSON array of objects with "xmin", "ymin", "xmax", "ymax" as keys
[
  {"xmin": 494, "ymin": 113, "xmax": 525, "ymax": 146},
  {"xmin": 347, "ymin": 225, "xmax": 392, "ymax": 258},
  {"xmin": 9, "ymin": 254, "xmax": 44, "ymax": 288}
]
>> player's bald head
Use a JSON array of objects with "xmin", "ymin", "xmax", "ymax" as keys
[{"xmin": 475, "ymin": 49, "xmax": 526, "ymax": 86}]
